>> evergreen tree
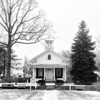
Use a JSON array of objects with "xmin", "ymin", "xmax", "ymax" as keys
[
  {"xmin": 70, "ymin": 21, "xmax": 98, "ymax": 85},
  {"xmin": 11, "ymin": 50, "xmax": 21, "ymax": 68},
  {"xmin": 0, "ymin": 47, "xmax": 7, "ymax": 76},
  {"xmin": 0, "ymin": 48, "xmax": 21, "ymax": 81}
]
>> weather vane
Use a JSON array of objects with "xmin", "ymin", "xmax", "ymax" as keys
[{"xmin": 48, "ymin": 32, "xmax": 51, "ymax": 39}]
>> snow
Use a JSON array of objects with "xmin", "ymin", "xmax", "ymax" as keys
[
  {"xmin": 0, "ymin": 89, "xmax": 100, "ymax": 100},
  {"xmin": 0, "ymin": 89, "xmax": 44, "ymax": 100},
  {"xmin": 79, "ymin": 91, "xmax": 100, "ymax": 95},
  {"xmin": 43, "ymin": 90, "xmax": 58, "ymax": 100}
]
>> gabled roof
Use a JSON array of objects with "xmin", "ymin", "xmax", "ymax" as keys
[{"xmin": 31, "ymin": 49, "xmax": 67, "ymax": 61}]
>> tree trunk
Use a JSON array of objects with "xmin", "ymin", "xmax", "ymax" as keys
[
  {"xmin": 6, "ymin": 47, "xmax": 11, "ymax": 82},
  {"xmin": 3, "ymin": 51, "xmax": 5, "ymax": 77},
  {"xmin": 6, "ymin": 34, "xmax": 11, "ymax": 82}
]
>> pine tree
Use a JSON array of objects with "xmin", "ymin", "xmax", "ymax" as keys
[
  {"xmin": 70, "ymin": 21, "xmax": 98, "ymax": 85},
  {"xmin": 0, "ymin": 47, "xmax": 7, "ymax": 76}
]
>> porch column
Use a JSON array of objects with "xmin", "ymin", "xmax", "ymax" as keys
[
  {"xmin": 44, "ymin": 68, "xmax": 45, "ymax": 80},
  {"xmin": 65, "ymin": 67, "xmax": 66, "ymax": 81},
  {"xmin": 54, "ymin": 68, "xmax": 55, "ymax": 81}
]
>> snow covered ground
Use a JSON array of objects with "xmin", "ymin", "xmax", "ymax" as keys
[{"xmin": 0, "ymin": 89, "xmax": 100, "ymax": 100}]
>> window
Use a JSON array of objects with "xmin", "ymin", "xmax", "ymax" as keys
[
  {"xmin": 36, "ymin": 68, "xmax": 44, "ymax": 78},
  {"xmin": 56, "ymin": 68, "xmax": 63, "ymax": 78},
  {"xmin": 57, "ymin": 68, "xmax": 61, "ymax": 76},
  {"xmin": 48, "ymin": 54, "xmax": 51, "ymax": 60},
  {"xmin": 38, "ymin": 68, "xmax": 43, "ymax": 76}
]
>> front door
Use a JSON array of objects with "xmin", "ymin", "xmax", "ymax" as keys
[{"xmin": 46, "ymin": 68, "xmax": 53, "ymax": 81}]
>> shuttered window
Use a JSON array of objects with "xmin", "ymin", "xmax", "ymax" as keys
[
  {"xmin": 55, "ymin": 68, "xmax": 63, "ymax": 78},
  {"xmin": 36, "ymin": 68, "xmax": 44, "ymax": 78}
]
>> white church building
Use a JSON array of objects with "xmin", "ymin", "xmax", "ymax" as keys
[{"xmin": 31, "ymin": 39, "xmax": 69, "ymax": 82}]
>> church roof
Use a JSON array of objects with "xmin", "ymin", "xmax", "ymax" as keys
[
  {"xmin": 31, "ymin": 49, "xmax": 67, "ymax": 61},
  {"xmin": 33, "ymin": 64, "xmax": 67, "ymax": 67}
]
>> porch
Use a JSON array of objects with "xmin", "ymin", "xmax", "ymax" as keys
[{"xmin": 33, "ymin": 64, "xmax": 67, "ymax": 82}]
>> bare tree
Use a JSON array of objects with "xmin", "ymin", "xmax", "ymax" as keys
[
  {"xmin": 0, "ymin": 0, "xmax": 50, "ymax": 82},
  {"xmin": 23, "ymin": 56, "xmax": 33, "ymax": 78},
  {"xmin": 61, "ymin": 50, "xmax": 72, "ymax": 66},
  {"xmin": 95, "ymin": 36, "xmax": 100, "ymax": 69},
  {"xmin": 60, "ymin": 50, "xmax": 72, "ymax": 82}
]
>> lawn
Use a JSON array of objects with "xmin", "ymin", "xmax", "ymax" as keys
[{"xmin": 0, "ymin": 89, "xmax": 100, "ymax": 100}]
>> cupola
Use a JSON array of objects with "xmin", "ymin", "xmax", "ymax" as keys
[{"xmin": 45, "ymin": 39, "xmax": 54, "ymax": 50}]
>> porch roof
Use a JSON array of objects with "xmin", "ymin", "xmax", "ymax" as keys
[{"xmin": 33, "ymin": 64, "xmax": 67, "ymax": 68}]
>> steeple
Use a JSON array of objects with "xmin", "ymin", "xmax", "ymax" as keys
[
  {"xmin": 44, "ymin": 32, "xmax": 54, "ymax": 50},
  {"xmin": 45, "ymin": 39, "xmax": 54, "ymax": 50}
]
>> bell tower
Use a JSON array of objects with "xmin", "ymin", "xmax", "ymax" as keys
[{"xmin": 45, "ymin": 39, "xmax": 54, "ymax": 50}]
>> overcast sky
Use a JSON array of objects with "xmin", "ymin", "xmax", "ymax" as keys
[{"xmin": 13, "ymin": 0, "xmax": 100, "ymax": 61}]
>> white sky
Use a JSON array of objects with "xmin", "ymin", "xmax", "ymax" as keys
[{"xmin": 13, "ymin": 0, "xmax": 100, "ymax": 62}]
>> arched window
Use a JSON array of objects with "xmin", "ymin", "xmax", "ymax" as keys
[{"xmin": 48, "ymin": 54, "xmax": 51, "ymax": 60}]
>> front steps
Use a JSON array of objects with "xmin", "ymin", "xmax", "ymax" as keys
[
  {"xmin": 46, "ymin": 83, "xmax": 55, "ymax": 90},
  {"xmin": 45, "ymin": 81, "xmax": 55, "ymax": 83}
]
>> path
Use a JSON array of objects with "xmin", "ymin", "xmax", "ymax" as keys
[{"xmin": 43, "ymin": 90, "xmax": 58, "ymax": 100}]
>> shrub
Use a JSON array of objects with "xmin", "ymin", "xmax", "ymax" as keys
[
  {"xmin": 37, "ymin": 80, "xmax": 45, "ymax": 85},
  {"xmin": 84, "ymin": 85, "xmax": 96, "ymax": 91},
  {"xmin": 55, "ymin": 80, "xmax": 64, "ymax": 85},
  {"xmin": 84, "ymin": 82, "xmax": 100, "ymax": 91}
]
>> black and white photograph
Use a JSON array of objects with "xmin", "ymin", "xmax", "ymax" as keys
[{"xmin": 0, "ymin": 0, "xmax": 100, "ymax": 100}]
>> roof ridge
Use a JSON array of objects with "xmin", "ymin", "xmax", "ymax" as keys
[{"xmin": 31, "ymin": 49, "xmax": 67, "ymax": 61}]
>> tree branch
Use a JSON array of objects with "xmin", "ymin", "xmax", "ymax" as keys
[
  {"xmin": 12, "ymin": 5, "xmax": 31, "ymax": 36},
  {"xmin": 11, "ymin": 0, "xmax": 23, "ymax": 31},
  {"xmin": 0, "ymin": 0, "xmax": 9, "ymax": 30},
  {"xmin": 0, "ymin": 41, "xmax": 7, "ymax": 47},
  {"xmin": 11, "ymin": 0, "xmax": 20, "ymax": 11},
  {"xmin": 15, "ymin": 41, "xmax": 38, "ymax": 44},
  {"xmin": 0, "ymin": 22, "xmax": 8, "ymax": 31}
]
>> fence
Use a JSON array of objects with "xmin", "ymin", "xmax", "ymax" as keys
[{"xmin": 0, "ymin": 82, "xmax": 87, "ymax": 90}]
